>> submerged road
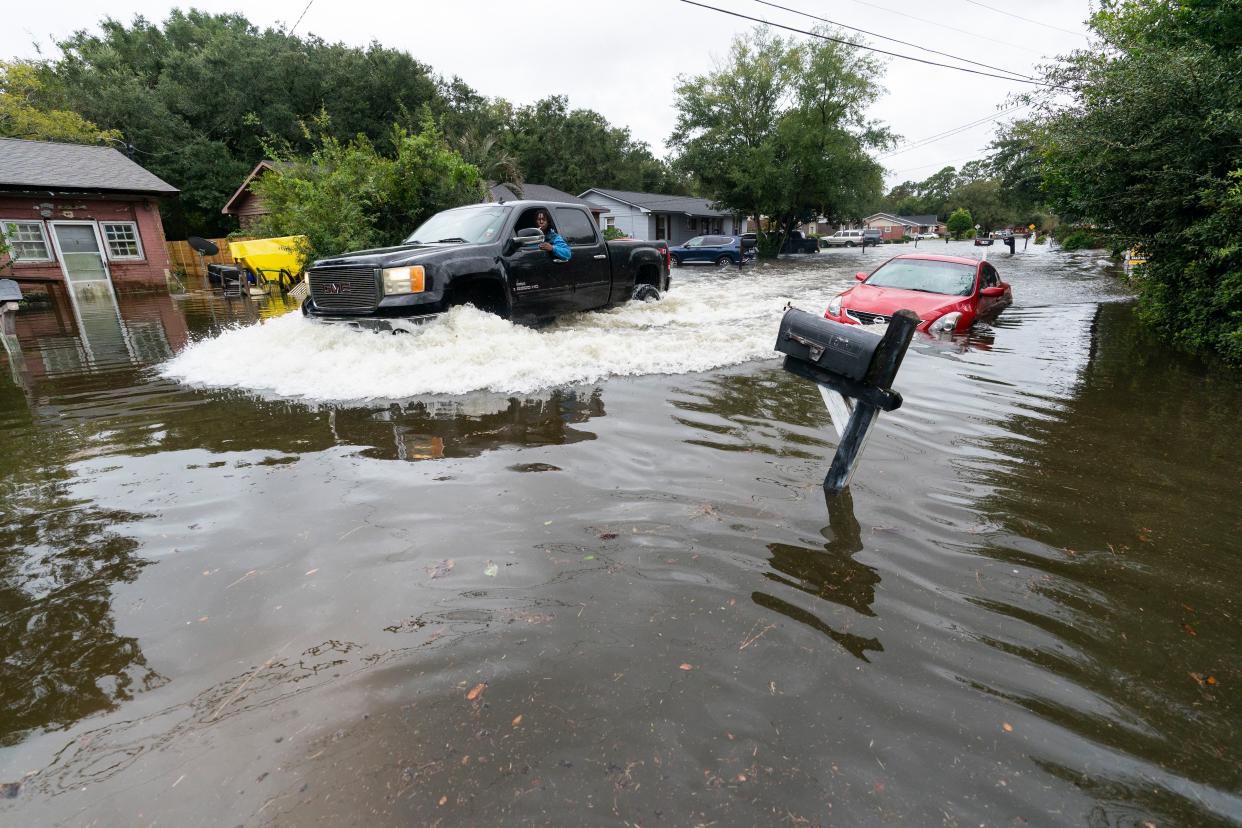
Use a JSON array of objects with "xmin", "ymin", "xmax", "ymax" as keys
[{"xmin": 1, "ymin": 242, "xmax": 1239, "ymax": 826}]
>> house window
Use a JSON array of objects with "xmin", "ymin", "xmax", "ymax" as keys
[
  {"xmin": 1, "ymin": 220, "xmax": 52, "ymax": 261},
  {"xmin": 101, "ymin": 221, "xmax": 144, "ymax": 260},
  {"xmin": 604, "ymin": 216, "xmax": 615, "ymax": 228}
]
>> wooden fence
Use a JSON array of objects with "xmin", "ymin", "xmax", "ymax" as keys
[{"xmin": 167, "ymin": 238, "xmax": 252, "ymax": 279}]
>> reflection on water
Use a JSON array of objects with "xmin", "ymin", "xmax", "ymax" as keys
[
  {"xmin": 2, "ymin": 252, "xmax": 1241, "ymax": 827},
  {"xmin": 755, "ymin": 490, "xmax": 883, "ymax": 662}
]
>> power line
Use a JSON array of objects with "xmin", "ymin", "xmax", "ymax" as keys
[
  {"xmin": 288, "ymin": 0, "xmax": 314, "ymax": 36},
  {"xmin": 888, "ymin": 154, "xmax": 979, "ymax": 176},
  {"xmin": 752, "ymin": 0, "xmax": 1038, "ymax": 82},
  {"xmin": 879, "ymin": 104, "xmax": 1029, "ymax": 159},
  {"xmin": 838, "ymin": 0, "xmax": 1047, "ymax": 56},
  {"xmin": 960, "ymin": 0, "xmax": 1088, "ymax": 39},
  {"xmin": 678, "ymin": 0, "xmax": 1068, "ymax": 89}
]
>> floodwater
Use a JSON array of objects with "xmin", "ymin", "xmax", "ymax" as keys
[{"xmin": 1, "ymin": 241, "xmax": 1239, "ymax": 827}]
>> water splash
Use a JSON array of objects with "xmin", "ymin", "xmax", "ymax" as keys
[{"xmin": 159, "ymin": 269, "xmax": 846, "ymax": 402}]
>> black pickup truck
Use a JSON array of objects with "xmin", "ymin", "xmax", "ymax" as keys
[{"xmin": 301, "ymin": 200, "xmax": 670, "ymax": 332}]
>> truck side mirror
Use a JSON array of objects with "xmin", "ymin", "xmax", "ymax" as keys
[
  {"xmin": 854, "ymin": 271, "xmax": 868, "ymax": 281},
  {"xmin": 509, "ymin": 227, "xmax": 544, "ymax": 253}
]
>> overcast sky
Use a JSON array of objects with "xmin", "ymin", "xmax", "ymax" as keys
[{"xmin": 3, "ymin": 0, "xmax": 1095, "ymax": 190}]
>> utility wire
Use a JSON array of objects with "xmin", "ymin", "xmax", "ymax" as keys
[
  {"xmin": 288, "ymin": 0, "xmax": 314, "ymax": 36},
  {"xmin": 960, "ymin": 0, "xmax": 1088, "ymax": 39},
  {"xmin": 889, "ymin": 154, "xmax": 978, "ymax": 176},
  {"xmin": 879, "ymin": 104, "xmax": 1029, "ymax": 159},
  {"xmin": 837, "ymin": 0, "xmax": 1045, "ymax": 56},
  {"xmin": 678, "ymin": 0, "xmax": 1068, "ymax": 89},
  {"xmin": 752, "ymin": 0, "xmax": 1038, "ymax": 82}
]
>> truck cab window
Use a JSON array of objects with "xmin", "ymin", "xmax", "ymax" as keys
[
  {"xmin": 552, "ymin": 207, "xmax": 598, "ymax": 246},
  {"xmin": 515, "ymin": 207, "xmax": 554, "ymax": 234}
]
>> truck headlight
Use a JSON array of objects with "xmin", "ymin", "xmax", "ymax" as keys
[
  {"xmin": 929, "ymin": 311, "xmax": 961, "ymax": 333},
  {"xmin": 382, "ymin": 265, "xmax": 425, "ymax": 295},
  {"xmin": 827, "ymin": 295, "xmax": 842, "ymax": 317}
]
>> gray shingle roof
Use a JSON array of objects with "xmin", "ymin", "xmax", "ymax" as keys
[
  {"xmin": 899, "ymin": 214, "xmax": 939, "ymax": 226},
  {"xmin": 0, "ymin": 138, "xmax": 178, "ymax": 195},
  {"xmin": 489, "ymin": 182, "xmax": 597, "ymax": 208},
  {"xmin": 583, "ymin": 188, "xmax": 729, "ymax": 217}
]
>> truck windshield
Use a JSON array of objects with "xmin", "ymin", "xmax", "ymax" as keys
[{"xmin": 404, "ymin": 206, "xmax": 510, "ymax": 245}]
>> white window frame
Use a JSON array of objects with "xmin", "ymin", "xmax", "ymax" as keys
[
  {"xmin": 100, "ymin": 220, "xmax": 145, "ymax": 261},
  {"xmin": 1, "ymin": 219, "xmax": 54, "ymax": 262}
]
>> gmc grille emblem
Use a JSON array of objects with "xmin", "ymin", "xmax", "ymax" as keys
[{"xmin": 322, "ymin": 282, "xmax": 350, "ymax": 295}]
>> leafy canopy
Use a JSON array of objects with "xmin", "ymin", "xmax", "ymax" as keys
[
  {"xmin": 0, "ymin": 60, "xmax": 120, "ymax": 144},
  {"xmin": 670, "ymin": 27, "xmax": 891, "ymax": 255},
  {"xmin": 1035, "ymin": 0, "xmax": 1242, "ymax": 362},
  {"xmin": 249, "ymin": 114, "xmax": 484, "ymax": 260}
]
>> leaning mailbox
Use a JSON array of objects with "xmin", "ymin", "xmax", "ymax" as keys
[{"xmin": 775, "ymin": 307, "xmax": 919, "ymax": 493}]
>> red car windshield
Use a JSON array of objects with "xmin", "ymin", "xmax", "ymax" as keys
[{"xmin": 866, "ymin": 259, "xmax": 976, "ymax": 296}]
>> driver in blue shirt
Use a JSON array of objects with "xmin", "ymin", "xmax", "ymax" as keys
[{"xmin": 534, "ymin": 210, "xmax": 571, "ymax": 261}]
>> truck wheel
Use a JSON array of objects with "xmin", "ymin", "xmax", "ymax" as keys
[
  {"xmin": 632, "ymin": 284, "xmax": 661, "ymax": 302},
  {"xmin": 715, "ymin": 255, "xmax": 732, "ymax": 267},
  {"xmin": 846, "ymin": 241, "xmax": 856, "ymax": 248}
]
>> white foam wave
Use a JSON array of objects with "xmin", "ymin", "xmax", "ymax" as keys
[{"xmin": 160, "ymin": 268, "xmax": 849, "ymax": 402}]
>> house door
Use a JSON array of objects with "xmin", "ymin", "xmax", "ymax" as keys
[
  {"xmin": 51, "ymin": 222, "xmax": 111, "ymax": 284},
  {"xmin": 49, "ymin": 222, "xmax": 131, "ymax": 365}
]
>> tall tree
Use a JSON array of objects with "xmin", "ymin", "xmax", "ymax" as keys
[
  {"xmin": 670, "ymin": 27, "xmax": 891, "ymax": 254},
  {"xmin": 50, "ymin": 10, "xmax": 448, "ymax": 237},
  {"xmin": 0, "ymin": 61, "xmax": 120, "ymax": 144},
  {"xmin": 505, "ymin": 96, "xmax": 684, "ymax": 196},
  {"xmin": 250, "ymin": 115, "xmax": 483, "ymax": 259},
  {"xmin": 1035, "ymin": 0, "xmax": 1242, "ymax": 362}
]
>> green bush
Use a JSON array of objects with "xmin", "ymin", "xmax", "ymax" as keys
[
  {"xmin": 1059, "ymin": 229, "xmax": 1104, "ymax": 251},
  {"xmin": 602, "ymin": 226, "xmax": 627, "ymax": 241},
  {"xmin": 251, "ymin": 114, "xmax": 483, "ymax": 259}
]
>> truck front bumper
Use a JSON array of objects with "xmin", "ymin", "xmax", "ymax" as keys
[{"xmin": 301, "ymin": 298, "xmax": 444, "ymax": 334}]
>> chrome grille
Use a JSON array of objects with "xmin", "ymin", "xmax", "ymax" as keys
[
  {"xmin": 846, "ymin": 309, "xmax": 889, "ymax": 326},
  {"xmin": 308, "ymin": 266, "xmax": 380, "ymax": 312}
]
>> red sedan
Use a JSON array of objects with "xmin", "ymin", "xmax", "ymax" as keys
[{"xmin": 824, "ymin": 253, "xmax": 1012, "ymax": 334}]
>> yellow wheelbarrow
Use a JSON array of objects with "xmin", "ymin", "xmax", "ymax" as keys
[{"xmin": 227, "ymin": 236, "xmax": 310, "ymax": 298}]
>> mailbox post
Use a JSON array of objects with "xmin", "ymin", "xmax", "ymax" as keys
[{"xmin": 776, "ymin": 307, "xmax": 919, "ymax": 493}]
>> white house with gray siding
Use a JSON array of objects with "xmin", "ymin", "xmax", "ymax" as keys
[{"xmin": 579, "ymin": 188, "xmax": 734, "ymax": 244}]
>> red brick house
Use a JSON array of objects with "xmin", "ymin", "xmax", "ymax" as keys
[{"xmin": 0, "ymin": 137, "xmax": 178, "ymax": 288}]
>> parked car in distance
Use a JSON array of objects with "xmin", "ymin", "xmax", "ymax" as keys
[
  {"xmin": 669, "ymin": 235, "xmax": 754, "ymax": 266},
  {"xmin": 822, "ymin": 229, "xmax": 865, "ymax": 247},
  {"xmin": 779, "ymin": 230, "xmax": 819, "ymax": 254},
  {"xmin": 824, "ymin": 252, "xmax": 1012, "ymax": 334},
  {"xmin": 823, "ymin": 229, "xmax": 882, "ymax": 248},
  {"xmin": 916, "ymin": 232, "xmax": 939, "ymax": 240}
]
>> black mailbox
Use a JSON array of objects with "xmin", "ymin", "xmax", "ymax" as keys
[
  {"xmin": 774, "ymin": 306, "xmax": 919, "ymax": 493},
  {"xmin": 775, "ymin": 308, "xmax": 882, "ymax": 382}
]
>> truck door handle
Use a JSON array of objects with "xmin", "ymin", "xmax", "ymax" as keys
[{"xmin": 593, "ymin": 254, "xmax": 606, "ymax": 259}]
